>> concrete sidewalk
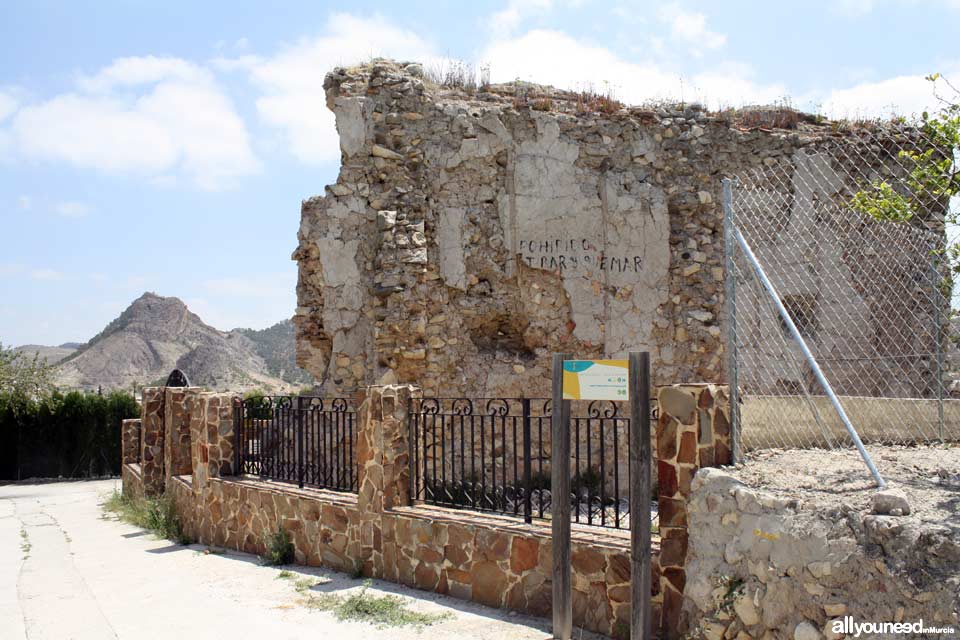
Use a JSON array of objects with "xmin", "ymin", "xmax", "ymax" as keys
[{"xmin": 0, "ymin": 479, "xmax": 590, "ymax": 640}]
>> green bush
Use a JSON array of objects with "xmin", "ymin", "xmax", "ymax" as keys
[
  {"xmin": 264, "ymin": 525, "xmax": 295, "ymax": 565},
  {"xmin": 0, "ymin": 389, "xmax": 139, "ymax": 480},
  {"xmin": 103, "ymin": 490, "xmax": 189, "ymax": 544}
]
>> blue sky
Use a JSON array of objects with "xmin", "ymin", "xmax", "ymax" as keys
[{"xmin": 1, "ymin": 0, "xmax": 958, "ymax": 346}]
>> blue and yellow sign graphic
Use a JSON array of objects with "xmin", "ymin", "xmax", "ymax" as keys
[{"xmin": 561, "ymin": 360, "xmax": 629, "ymax": 401}]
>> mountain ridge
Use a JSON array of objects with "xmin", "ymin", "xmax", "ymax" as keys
[{"xmin": 27, "ymin": 292, "xmax": 312, "ymax": 393}]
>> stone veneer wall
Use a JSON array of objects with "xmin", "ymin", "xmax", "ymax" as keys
[
  {"xmin": 656, "ymin": 384, "xmax": 732, "ymax": 634},
  {"xmin": 124, "ymin": 383, "xmax": 730, "ymax": 637},
  {"xmin": 121, "ymin": 419, "xmax": 141, "ymax": 464},
  {"xmin": 140, "ymin": 388, "xmax": 165, "ymax": 496},
  {"xmin": 163, "ymin": 387, "xmax": 200, "ymax": 479}
]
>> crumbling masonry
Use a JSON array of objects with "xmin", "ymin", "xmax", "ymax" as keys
[{"xmin": 292, "ymin": 59, "xmax": 941, "ymax": 397}]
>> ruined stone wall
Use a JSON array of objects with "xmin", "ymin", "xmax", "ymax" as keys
[
  {"xmin": 682, "ymin": 468, "xmax": 959, "ymax": 639},
  {"xmin": 293, "ymin": 60, "xmax": 931, "ymax": 398}
]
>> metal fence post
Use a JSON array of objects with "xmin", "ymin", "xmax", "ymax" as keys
[
  {"xmin": 722, "ymin": 178, "xmax": 741, "ymax": 464},
  {"xmin": 931, "ymin": 249, "xmax": 945, "ymax": 441},
  {"xmin": 297, "ymin": 396, "xmax": 305, "ymax": 489},
  {"xmin": 522, "ymin": 397, "xmax": 532, "ymax": 524},
  {"xmin": 629, "ymin": 352, "xmax": 652, "ymax": 640},
  {"xmin": 234, "ymin": 398, "xmax": 242, "ymax": 476},
  {"xmin": 551, "ymin": 353, "xmax": 572, "ymax": 640}
]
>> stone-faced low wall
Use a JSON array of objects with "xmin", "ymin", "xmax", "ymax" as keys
[
  {"xmin": 121, "ymin": 419, "xmax": 141, "ymax": 464},
  {"xmin": 121, "ymin": 463, "xmax": 144, "ymax": 500},
  {"xmin": 126, "ymin": 383, "xmax": 731, "ymax": 637}
]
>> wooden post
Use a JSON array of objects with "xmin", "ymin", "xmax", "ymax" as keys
[
  {"xmin": 629, "ymin": 352, "xmax": 653, "ymax": 640},
  {"xmin": 551, "ymin": 353, "xmax": 572, "ymax": 640}
]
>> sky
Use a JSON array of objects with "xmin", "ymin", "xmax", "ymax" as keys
[{"xmin": 1, "ymin": 0, "xmax": 958, "ymax": 347}]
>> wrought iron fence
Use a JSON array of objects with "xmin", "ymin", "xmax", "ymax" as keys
[
  {"xmin": 725, "ymin": 126, "xmax": 959, "ymax": 454},
  {"xmin": 409, "ymin": 396, "xmax": 656, "ymax": 530},
  {"xmin": 235, "ymin": 395, "xmax": 357, "ymax": 493}
]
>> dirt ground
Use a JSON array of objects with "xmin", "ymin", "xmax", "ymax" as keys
[
  {"xmin": 731, "ymin": 443, "xmax": 960, "ymax": 527},
  {"xmin": 0, "ymin": 479, "xmax": 603, "ymax": 640}
]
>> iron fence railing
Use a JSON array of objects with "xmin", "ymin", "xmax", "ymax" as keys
[
  {"xmin": 409, "ymin": 396, "xmax": 657, "ymax": 530},
  {"xmin": 235, "ymin": 396, "xmax": 357, "ymax": 493}
]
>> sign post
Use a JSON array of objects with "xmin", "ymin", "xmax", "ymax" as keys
[
  {"xmin": 553, "ymin": 352, "xmax": 652, "ymax": 639},
  {"xmin": 551, "ymin": 353, "xmax": 572, "ymax": 640},
  {"xmin": 629, "ymin": 352, "xmax": 652, "ymax": 640}
]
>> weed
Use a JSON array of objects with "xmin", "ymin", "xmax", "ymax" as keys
[
  {"xmin": 19, "ymin": 527, "xmax": 30, "ymax": 557},
  {"xmin": 102, "ymin": 489, "xmax": 187, "ymax": 543},
  {"xmin": 294, "ymin": 577, "xmax": 320, "ymax": 593},
  {"xmin": 276, "ymin": 569, "xmax": 295, "ymax": 580},
  {"xmin": 715, "ymin": 575, "xmax": 744, "ymax": 614},
  {"xmin": 532, "ymin": 98, "xmax": 553, "ymax": 112},
  {"xmin": 263, "ymin": 526, "xmax": 294, "ymax": 566},
  {"xmin": 302, "ymin": 579, "xmax": 450, "ymax": 628}
]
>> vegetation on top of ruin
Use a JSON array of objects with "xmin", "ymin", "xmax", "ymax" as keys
[{"xmin": 346, "ymin": 57, "xmax": 924, "ymax": 136}]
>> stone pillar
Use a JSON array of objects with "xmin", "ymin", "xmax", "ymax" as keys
[
  {"xmin": 141, "ymin": 387, "xmax": 165, "ymax": 496},
  {"xmin": 164, "ymin": 387, "xmax": 202, "ymax": 480},
  {"xmin": 188, "ymin": 392, "xmax": 237, "ymax": 492},
  {"xmin": 355, "ymin": 384, "xmax": 418, "ymax": 577},
  {"xmin": 656, "ymin": 384, "xmax": 731, "ymax": 636},
  {"xmin": 121, "ymin": 419, "xmax": 142, "ymax": 464}
]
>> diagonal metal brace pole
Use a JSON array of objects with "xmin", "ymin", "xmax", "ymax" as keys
[{"xmin": 731, "ymin": 224, "xmax": 886, "ymax": 489}]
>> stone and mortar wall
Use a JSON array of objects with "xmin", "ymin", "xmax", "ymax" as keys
[
  {"xmin": 292, "ymin": 60, "xmax": 931, "ymax": 399},
  {"xmin": 125, "ymin": 383, "xmax": 733, "ymax": 637},
  {"xmin": 681, "ymin": 468, "xmax": 959, "ymax": 639}
]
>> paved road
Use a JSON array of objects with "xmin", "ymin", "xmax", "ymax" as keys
[{"xmin": 0, "ymin": 479, "xmax": 584, "ymax": 640}]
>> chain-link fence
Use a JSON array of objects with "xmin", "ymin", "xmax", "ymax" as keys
[{"xmin": 725, "ymin": 126, "xmax": 959, "ymax": 453}]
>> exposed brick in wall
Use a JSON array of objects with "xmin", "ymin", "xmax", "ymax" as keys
[{"xmin": 125, "ymin": 383, "xmax": 730, "ymax": 637}]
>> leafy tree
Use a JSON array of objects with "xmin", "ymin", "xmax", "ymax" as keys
[
  {"xmin": 0, "ymin": 342, "xmax": 54, "ymax": 399},
  {"xmin": 851, "ymin": 73, "xmax": 960, "ymax": 272}
]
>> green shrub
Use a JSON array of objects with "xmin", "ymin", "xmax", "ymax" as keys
[
  {"xmin": 302, "ymin": 579, "xmax": 450, "ymax": 628},
  {"xmin": 264, "ymin": 526, "xmax": 294, "ymax": 565},
  {"xmin": 102, "ymin": 489, "xmax": 188, "ymax": 544}
]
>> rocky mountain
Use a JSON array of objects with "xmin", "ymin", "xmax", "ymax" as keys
[
  {"xmin": 13, "ymin": 343, "xmax": 78, "ymax": 366},
  {"xmin": 51, "ymin": 293, "xmax": 311, "ymax": 393},
  {"xmin": 232, "ymin": 320, "xmax": 313, "ymax": 386}
]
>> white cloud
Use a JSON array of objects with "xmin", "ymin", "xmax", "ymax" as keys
[
  {"xmin": 658, "ymin": 4, "xmax": 726, "ymax": 56},
  {"xmin": 820, "ymin": 66, "xmax": 960, "ymax": 119},
  {"xmin": 224, "ymin": 13, "xmax": 436, "ymax": 165},
  {"xmin": 182, "ymin": 272, "xmax": 297, "ymax": 329},
  {"xmin": 52, "ymin": 201, "xmax": 91, "ymax": 218},
  {"xmin": 30, "ymin": 268, "xmax": 63, "ymax": 281},
  {"xmin": 6, "ymin": 56, "xmax": 259, "ymax": 189},
  {"xmin": 0, "ymin": 90, "xmax": 17, "ymax": 122},
  {"xmin": 833, "ymin": 0, "xmax": 875, "ymax": 15},
  {"xmin": 482, "ymin": 30, "xmax": 784, "ymax": 108},
  {"xmin": 490, "ymin": 0, "xmax": 554, "ymax": 34}
]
